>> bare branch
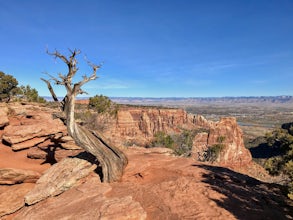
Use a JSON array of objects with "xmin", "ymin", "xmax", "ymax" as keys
[
  {"xmin": 42, "ymin": 72, "xmax": 63, "ymax": 86},
  {"xmin": 40, "ymin": 78, "xmax": 59, "ymax": 102},
  {"xmin": 46, "ymin": 48, "xmax": 70, "ymax": 65}
]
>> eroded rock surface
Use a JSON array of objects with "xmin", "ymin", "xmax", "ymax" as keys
[
  {"xmin": 0, "ymin": 168, "xmax": 41, "ymax": 184},
  {"xmin": 24, "ymin": 157, "xmax": 98, "ymax": 205},
  {"xmin": 3, "ymin": 111, "xmax": 66, "ymax": 146},
  {"xmin": 192, "ymin": 117, "xmax": 252, "ymax": 166},
  {"xmin": 0, "ymin": 183, "xmax": 34, "ymax": 218},
  {"xmin": 0, "ymin": 105, "xmax": 9, "ymax": 128},
  {"xmin": 15, "ymin": 177, "xmax": 146, "ymax": 220}
]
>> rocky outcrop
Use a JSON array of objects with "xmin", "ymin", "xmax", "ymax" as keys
[
  {"xmin": 192, "ymin": 117, "xmax": 252, "ymax": 166},
  {"xmin": 0, "ymin": 135, "xmax": 291, "ymax": 219},
  {"xmin": 0, "ymin": 168, "xmax": 41, "ymax": 184},
  {"xmin": 2, "ymin": 111, "xmax": 66, "ymax": 148},
  {"xmin": 0, "ymin": 103, "xmax": 83, "ymax": 166},
  {"xmin": 0, "ymin": 105, "xmax": 9, "ymax": 128},
  {"xmin": 103, "ymin": 107, "xmax": 209, "ymax": 147},
  {"xmin": 1, "ymin": 103, "xmax": 252, "ymax": 170},
  {"xmin": 24, "ymin": 157, "xmax": 98, "ymax": 205},
  {"xmin": 102, "ymin": 107, "xmax": 251, "ymax": 167}
]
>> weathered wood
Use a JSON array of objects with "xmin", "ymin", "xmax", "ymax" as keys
[
  {"xmin": 42, "ymin": 49, "xmax": 128, "ymax": 182},
  {"xmin": 41, "ymin": 78, "xmax": 59, "ymax": 102}
]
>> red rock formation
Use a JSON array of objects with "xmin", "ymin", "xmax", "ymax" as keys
[
  {"xmin": 2, "ymin": 110, "xmax": 66, "ymax": 147},
  {"xmin": 101, "ymin": 107, "xmax": 251, "ymax": 167},
  {"xmin": 103, "ymin": 107, "xmax": 203, "ymax": 147},
  {"xmin": 192, "ymin": 117, "xmax": 252, "ymax": 167}
]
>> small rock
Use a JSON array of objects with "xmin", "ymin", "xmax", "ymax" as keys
[
  {"xmin": 12, "ymin": 137, "xmax": 48, "ymax": 151},
  {"xmin": 27, "ymin": 147, "xmax": 47, "ymax": 160},
  {"xmin": 0, "ymin": 168, "xmax": 41, "ymax": 185},
  {"xmin": 0, "ymin": 105, "xmax": 9, "ymax": 128}
]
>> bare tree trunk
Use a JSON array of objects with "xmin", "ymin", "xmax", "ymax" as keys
[{"xmin": 42, "ymin": 49, "xmax": 127, "ymax": 182}]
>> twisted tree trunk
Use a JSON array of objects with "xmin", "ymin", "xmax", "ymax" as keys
[{"xmin": 42, "ymin": 49, "xmax": 127, "ymax": 182}]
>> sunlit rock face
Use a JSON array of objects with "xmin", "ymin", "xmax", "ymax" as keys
[
  {"xmin": 102, "ymin": 107, "xmax": 252, "ymax": 167},
  {"xmin": 192, "ymin": 117, "xmax": 252, "ymax": 167}
]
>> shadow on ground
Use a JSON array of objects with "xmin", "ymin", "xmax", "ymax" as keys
[{"xmin": 193, "ymin": 164, "xmax": 293, "ymax": 220}]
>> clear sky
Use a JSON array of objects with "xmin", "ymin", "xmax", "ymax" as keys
[{"xmin": 0, "ymin": 0, "xmax": 292, "ymax": 98}]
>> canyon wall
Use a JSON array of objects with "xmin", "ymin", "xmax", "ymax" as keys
[
  {"xmin": 0, "ymin": 103, "xmax": 252, "ymax": 168},
  {"xmin": 102, "ymin": 107, "xmax": 252, "ymax": 167}
]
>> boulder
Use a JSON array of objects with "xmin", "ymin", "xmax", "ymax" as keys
[
  {"xmin": 26, "ymin": 147, "xmax": 47, "ymax": 160},
  {"xmin": 24, "ymin": 157, "xmax": 98, "ymax": 205},
  {"xmin": 2, "ymin": 111, "xmax": 66, "ymax": 145},
  {"xmin": 0, "ymin": 183, "xmax": 34, "ymax": 217},
  {"xmin": 0, "ymin": 105, "xmax": 9, "ymax": 128},
  {"xmin": 11, "ymin": 137, "xmax": 48, "ymax": 151},
  {"xmin": 0, "ymin": 168, "xmax": 41, "ymax": 185}
]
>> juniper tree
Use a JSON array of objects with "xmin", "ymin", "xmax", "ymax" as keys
[{"xmin": 41, "ymin": 49, "xmax": 127, "ymax": 182}]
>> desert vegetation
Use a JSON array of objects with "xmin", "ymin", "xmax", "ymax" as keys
[
  {"xmin": 148, "ymin": 128, "xmax": 226, "ymax": 160},
  {"xmin": 0, "ymin": 71, "xmax": 45, "ymax": 103},
  {"xmin": 249, "ymin": 123, "xmax": 293, "ymax": 199}
]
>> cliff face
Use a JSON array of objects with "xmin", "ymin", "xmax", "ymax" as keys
[
  {"xmin": 0, "ymin": 104, "xmax": 251, "ymax": 168},
  {"xmin": 102, "ymin": 107, "xmax": 252, "ymax": 167},
  {"xmin": 111, "ymin": 108, "xmax": 190, "ymax": 143},
  {"xmin": 103, "ymin": 107, "xmax": 209, "ymax": 146},
  {"xmin": 192, "ymin": 117, "xmax": 252, "ymax": 167}
]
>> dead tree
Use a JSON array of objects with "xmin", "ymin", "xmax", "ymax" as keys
[{"xmin": 42, "ymin": 49, "xmax": 128, "ymax": 182}]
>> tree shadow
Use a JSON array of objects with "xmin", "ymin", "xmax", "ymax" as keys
[
  {"xmin": 193, "ymin": 164, "xmax": 293, "ymax": 220},
  {"xmin": 41, "ymin": 145, "xmax": 58, "ymax": 165}
]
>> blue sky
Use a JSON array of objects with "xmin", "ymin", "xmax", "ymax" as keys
[{"xmin": 0, "ymin": 0, "xmax": 292, "ymax": 97}]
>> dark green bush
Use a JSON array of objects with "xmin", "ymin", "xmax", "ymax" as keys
[
  {"xmin": 205, "ymin": 143, "xmax": 225, "ymax": 162},
  {"xmin": 262, "ymin": 124, "xmax": 293, "ymax": 199},
  {"xmin": 149, "ymin": 131, "xmax": 174, "ymax": 149},
  {"xmin": 19, "ymin": 85, "xmax": 46, "ymax": 103},
  {"xmin": 88, "ymin": 94, "xmax": 118, "ymax": 116},
  {"xmin": 0, "ymin": 71, "xmax": 19, "ymax": 102}
]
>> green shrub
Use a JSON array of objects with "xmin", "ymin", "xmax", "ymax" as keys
[
  {"xmin": 0, "ymin": 71, "xmax": 19, "ymax": 102},
  {"xmin": 206, "ymin": 143, "xmax": 225, "ymax": 162},
  {"xmin": 217, "ymin": 135, "xmax": 226, "ymax": 143},
  {"xmin": 149, "ymin": 131, "xmax": 174, "ymax": 149},
  {"xmin": 262, "ymin": 124, "xmax": 293, "ymax": 199},
  {"xmin": 89, "ymin": 94, "xmax": 118, "ymax": 116},
  {"xmin": 19, "ymin": 85, "xmax": 46, "ymax": 103},
  {"xmin": 149, "ymin": 129, "xmax": 204, "ymax": 156}
]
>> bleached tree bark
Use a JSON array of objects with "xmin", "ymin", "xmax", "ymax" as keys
[{"xmin": 42, "ymin": 49, "xmax": 127, "ymax": 182}]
